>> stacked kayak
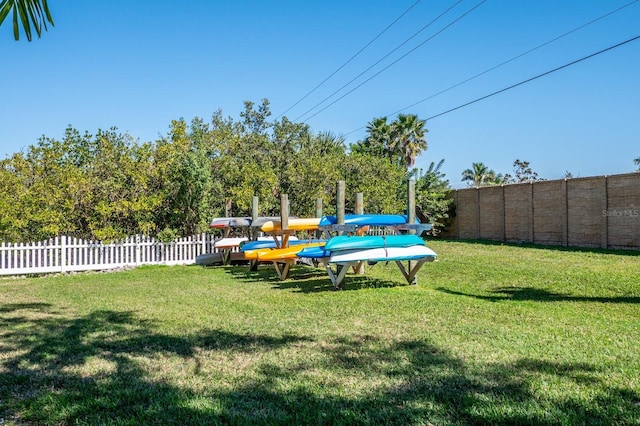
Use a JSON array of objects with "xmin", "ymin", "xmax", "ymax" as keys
[
  {"xmin": 298, "ymin": 234, "xmax": 437, "ymax": 264},
  {"xmin": 260, "ymin": 217, "xmax": 321, "ymax": 233},
  {"xmin": 196, "ymin": 235, "xmax": 253, "ymax": 266},
  {"xmin": 242, "ymin": 238, "xmax": 328, "ymax": 261},
  {"xmin": 257, "ymin": 241, "xmax": 326, "ymax": 262},
  {"xmin": 297, "ymin": 233, "xmax": 437, "ymax": 288},
  {"xmin": 318, "ymin": 214, "xmax": 409, "ymax": 228},
  {"xmin": 214, "ymin": 237, "xmax": 249, "ymax": 249},
  {"xmin": 209, "ymin": 217, "xmax": 251, "ymax": 229},
  {"xmin": 240, "ymin": 236, "xmax": 298, "ymax": 252},
  {"xmin": 246, "ymin": 217, "xmax": 324, "ymax": 280}
]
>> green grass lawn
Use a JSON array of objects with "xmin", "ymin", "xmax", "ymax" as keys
[{"xmin": 1, "ymin": 240, "xmax": 639, "ymax": 425}]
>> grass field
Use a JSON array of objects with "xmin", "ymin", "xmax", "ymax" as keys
[{"xmin": 1, "ymin": 240, "xmax": 639, "ymax": 425}]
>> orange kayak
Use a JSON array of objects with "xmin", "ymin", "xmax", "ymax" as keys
[{"xmin": 257, "ymin": 242, "xmax": 325, "ymax": 261}]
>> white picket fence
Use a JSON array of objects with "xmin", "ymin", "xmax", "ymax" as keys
[{"xmin": 0, "ymin": 234, "xmax": 217, "ymax": 276}]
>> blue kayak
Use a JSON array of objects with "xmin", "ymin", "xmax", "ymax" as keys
[
  {"xmin": 319, "ymin": 214, "xmax": 409, "ymax": 227},
  {"xmin": 325, "ymin": 234, "xmax": 425, "ymax": 251},
  {"xmin": 297, "ymin": 246, "xmax": 331, "ymax": 259},
  {"xmin": 241, "ymin": 238, "xmax": 325, "ymax": 252}
]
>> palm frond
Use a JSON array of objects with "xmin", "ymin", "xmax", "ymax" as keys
[{"xmin": 0, "ymin": 0, "xmax": 54, "ymax": 41}]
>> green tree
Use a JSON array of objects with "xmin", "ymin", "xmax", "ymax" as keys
[
  {"xmin": 271, "ymin": 116, "xmax": 311, "ymax": 199},
  {"xmin": 0, "ymin": 133, "xmax": 91, "ymax": 241},
  {"xmin": 355, "ymin": 114, "xmax": 428, "ymax": 170},
  {"xmin": 0, "ymin": 98, "xmax": 437, "ymax": 242},
  {"xmin": 153, "ymin": 118, "xmax": 215, "ymax": 237},
  {"xmin": 352, "ymin": 117, "xmax": 392, "ymax": 159},
  {"xmin": 634, "ymin": 157, "xmax": 640, "ymax": 172},
  {"xmin": 286, "ymin": 131, "xmax": 346, "ymax": 216},
  {"xmin": 391, "ymin": 113, "xmax": 428, "ymax": 169},
  {"xmin": 0, "ymin": 0, "xmax": 53, "ymax": 41},
  {"xmin": 461, "ymin": 162, "xmax": 503, "ymax": 187},
  {"xmin": 211, "ymin": 100, "xmax": 280, "ymax": 216},
  {"xmin": 0, "ymin": 154, "xmax": 33, "ymax": 241},
  {"xmin": 503, "ymin": 159, "xmax": 543, "ymax": 183},
  {"xmin": 415, "ymin": 159, "xmax": 453, "ymax": 235},
  {"xmin": 342, "ymin": 153, "xmax": 406, "ymax": 214}
]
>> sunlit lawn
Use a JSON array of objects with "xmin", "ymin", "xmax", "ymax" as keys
[{"xmin": 1, "ymin": 240, "xmax": 639, "ymax": 425}]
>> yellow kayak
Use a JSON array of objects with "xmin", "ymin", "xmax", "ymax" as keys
[
  {"xmin": 257, "ymin": 242, "xmax": 325, "ymax": 261},
  {"xmin": 243, "ymin": 247, "xmax": 272, "ymax": 260},
  {"xmin": 261, "ymin": 217, "xmax": 320, "ymax": 233}
]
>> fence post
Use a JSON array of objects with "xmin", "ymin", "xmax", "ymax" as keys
[
  {"xmin": 60, "ymin": 236, "xmax": 66, "ymax": 273},
  {"xmin": 407, "ymin": 180, "xmax": 416, "ymax": 227},
  {"xmin": 280, "ymin": 194, "xmax": 289, "ymax": 231},
  {"xmin": 136, "ymin": 235, "xmax": 142, "ymax": 266},
  {"xmin": 336, "ymin": 181, "xmax": 345, "ymax": 228},
  {"xmin": 355, "ymin": 192, "xmax": 365, "ymax": 274},
  {"xmin": 407, "ymin": 179, "xmax": 416, "ymax": 283}
]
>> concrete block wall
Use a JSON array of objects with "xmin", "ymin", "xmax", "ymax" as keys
[
  {"xmin": 606, "ymin": 174, "xmax": 640, "ymax": 248},
  {"xmin": 449, "ymin": 173, "xmax": 640, "ymax": 249},
  {"xmin": 479, "ymin": 186, "xmax": 505, "ymax": 241},
  {"xmin": 504, "ymin": 183, "xmax": 532, "ymax": 243}
]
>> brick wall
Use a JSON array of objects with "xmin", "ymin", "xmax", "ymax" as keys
[{"xmin": 448, "ymin": 173, "xmax": 640, "ymax": 249}]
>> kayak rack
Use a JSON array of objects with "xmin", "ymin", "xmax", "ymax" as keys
[{"xmin": 319, "ymin": 256, "xmax": 435, "ymax": 290}]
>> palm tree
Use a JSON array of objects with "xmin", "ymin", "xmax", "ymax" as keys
[
  {"xmin": 362, "ymin": 116, "xmax": 392, "ymax": 159},
  {"xmin": 359, "ymin": 114, "xmax": 428, "ymax": 170},
  {"xmin": 0, "ymin": 0, "xmax": 53, "ymax": 41},
  {"xmin": 461, "ymin": 162, "xmax": 503, "ymax": 187},
  {"xmin": 635, "ymin": 157, "xmax": 640, "ymax": 171},
  {"xmin": 391, "ymin": 114, "xmax": 428, "ymax": 169}
]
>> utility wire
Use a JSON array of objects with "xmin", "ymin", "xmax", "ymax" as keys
[
  {"xmin": 425, "ymin": 34, "xmax": 640, "ymax": 121},
  {"xmin": 274, "ymin": 0, "xmax": 422, "ymax": 120},
  {"xmin": 344, "ymin": 0, "xmax": 640, "ymax": 136},
  {"xmin": 300, "ymin": 0, "xmax": 487, "ymax": 123},
  {"xmin": 390, "ymin": 0, "xmax": 640, "ymax": 117},
  {"xmin": 294, "ymin": 0, "xmax": 466, "ymax": 122}
]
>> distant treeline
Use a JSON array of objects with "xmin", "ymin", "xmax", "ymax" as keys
[{"xmin": 0, "ymin": 100, "xmax": 451, "ymax": 242}]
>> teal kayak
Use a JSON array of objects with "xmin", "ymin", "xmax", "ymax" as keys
[{"xmin": 325, "ymin": 234, "xmax": 424, "ymax": 251}]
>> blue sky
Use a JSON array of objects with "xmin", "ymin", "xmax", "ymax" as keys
[{"xmin": 2, "ymin": 0, "xmax": 639, "ymax": 188}]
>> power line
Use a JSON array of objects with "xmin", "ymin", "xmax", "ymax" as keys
[
  {"xmin": 343, "ymin": 0, "xmax": 640, "ymax": 136},
  {"xmin": 274, "ymin": 0, "xmax": 422, "ymax": 120},
  {"xmin": 300, "ymin": 0, "xmax": 487, "ymax": 123},
  {"xmin": 293, "ymin": 0, "xmax": 466, "ymax": 122},
  {"xmin": 390, "ymin": 0, "xmax": 640, "ymax": 117},
  {"xmin": 425, "ymin": 34, "xmax": 640, "ymax": 122}
]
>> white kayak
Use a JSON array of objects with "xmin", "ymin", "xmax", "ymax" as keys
[
  {"xmin": 214, "ymin": 237, "xmax": 248, "ymax": 249},
  {"xmin": 330, "ymin": 245, "xmax": 437, "ymax": 264}
]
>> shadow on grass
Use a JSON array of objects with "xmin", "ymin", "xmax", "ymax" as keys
[
  {"xmin": 437, "ymin": 286, "xmax": 640, "ymax": 304},
  {"xmin": 0, "ymin": 302, "xmax": 53, "ymax": 313},
  {"xmin": 439, "ymin": 238, "xmax": 640, "ymax": 257},
  {"xmin": 223, "ymin": 264, "xmax": 406, "ymax": 293},
  {"xmin": 2, "ymin": 303, "xmax": 639, "ymax": 424},
  {"xmin": 274, "ymin": 274, "xmax": 405, "ymax": 293},
  {"xmin": 224, "ymin": 264, "xmax": 282, "ymax": 283}
]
